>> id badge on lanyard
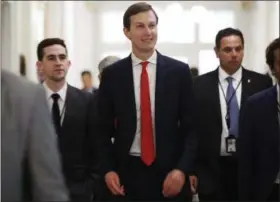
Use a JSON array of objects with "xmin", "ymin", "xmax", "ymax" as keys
[
  {"xmin": 219, "ymin": 79, "xmax": 241, "ymax": 154},
  {"xmin": 225, "ymin": 135, "xmax": 237, "ymax": 154}
]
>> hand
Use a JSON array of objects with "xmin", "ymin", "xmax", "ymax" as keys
[
  {"xmin": 105, "ymin": 171, "xmax": 125, "ymax": 196},
  {"xmin": 189, "ymin": 175, "xmax": 197, "ymax": 194},
  {"xmin": 162, "ymin": 169, "xmax": 185, "ymax": 197}
]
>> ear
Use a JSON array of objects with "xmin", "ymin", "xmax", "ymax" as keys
[
  {"xmin": 67, "ymin": 60, "xmax": 72, "ymax": 68},
  {"xmin": 123, "ymin": 27, "xmax": 131, "ymax": 40},
  {"xmin": 36, "ymin": 61, "xmax": 41, "ymax": 69},
  {"xmin": 36, "ymin": 61, "xmax": 44, "ymax": 73},
  {"xmin": 214, "ymin": 47, "xmax": 219, "ymax": 58}
]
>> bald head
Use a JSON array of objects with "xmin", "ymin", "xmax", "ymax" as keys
[
  {"xmin": 98, "ymin": 56, "xmax": 121, "ymax": 81},
  {"xmin": 98, "ymin": 56, "xmax": 121, "ymax": 72}
]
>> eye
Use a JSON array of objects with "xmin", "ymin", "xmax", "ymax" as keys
[
  {"xmin": 223, "ymin": 47, "xmax": 232, "ymax": 53},
  {"xmin": 59, "ymin": 55, "xmax": 67, "ymax": 60},
  {"xmin": 136, "ymin": 24, "xmax": 144, "ymax": 28}
]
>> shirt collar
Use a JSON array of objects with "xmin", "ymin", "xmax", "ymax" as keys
[
  {"xmin": 43, "ymin": 82, "xmax": 68, "ymax": 101},
  {"xmin": 218, "ymin": 66, "xmax": 242, "ymax": 82},
  {"xmin": 131, "ymin": 50, "xmax": 157, "ymax": 67}
]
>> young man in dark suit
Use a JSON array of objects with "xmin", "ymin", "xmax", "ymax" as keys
[
  {"xmin": 36, "ymin": 38, "xmax": 96, "ymax": 202},
  {"xmin": 189, "ymin": 28, "xmax": 273, "ymax": 201},
  {"xmin": 94, "ymin": 2, "xmax": 196, "ymax": 201},
  {"xmin": 238, "ymin": 37, "xmax": 280, "ymax": 201}
]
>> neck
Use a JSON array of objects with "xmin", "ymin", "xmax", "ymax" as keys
[
  {"xmin": 132, "ymin": 47, "xmax": 155, "ymax": 61},
  {"xmin": 45, "ymin": 79, "xmax": 66, "ymax": 92},
  {"xmin": 221, "ymin": 66, "xmax": 240, "ymax": 75},
  {"xmin": 84, "ymin": 84, "xmax": 92, "ymax": 89}
]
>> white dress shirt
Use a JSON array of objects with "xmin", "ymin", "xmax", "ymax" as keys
[
  {"xmin": 129, "ymin": 51, "xmax": 157, "ymax": 156},
  {"xmin": 43, "ymin": 82, "xmax": 68, "ymax": 125},
  {"xmin": 218, "ymin": 67, "xmax": 242, "ymax": 156}
]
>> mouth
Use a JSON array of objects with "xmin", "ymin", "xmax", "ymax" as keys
[
  {"xmin": 229, "ymin": 61, "xmax": 239, "ymax": 64},
  {"xmin": 54, "ymin": 69, "xmax": 64, "ymax": 73},
  {"xmin": 141, "ymin": 39, "xmax": 153, "ymax": 43}
]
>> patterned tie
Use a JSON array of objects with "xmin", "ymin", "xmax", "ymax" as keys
[
  {"xmin": 140, "ymin": 61, "xmax": 155, "ymax": 166},
  {"xmin": 226, "ymin": 77, "xmax": 239, "ymax": 137}
]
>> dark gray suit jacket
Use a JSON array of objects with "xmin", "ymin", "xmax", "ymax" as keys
[{"xmin": 1, "ymin": 69, "xmax": 69, "ymax": 202}]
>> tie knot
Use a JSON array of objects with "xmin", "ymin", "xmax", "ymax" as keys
[
  {"xmin": 51, "ymin": 93, "xmax": 60, "ymax": 101},
  {"xmin": 140, "ymin": 61, "xmax": 149, "ymax": 69},
  {"xmin": 226, "ymin": 76, "xmax": 233, "ymax": 84}
]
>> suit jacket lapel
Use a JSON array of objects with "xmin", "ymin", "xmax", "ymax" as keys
[
  {"xmin": 155, "ymin": 52, "xmax": 168, "ymax": 111},
  {"xmin": 61, "ymin": 85, "xmax": 74, "ymax": 131},
  {"xmin": 211, "ymin": 69, "xmax": 223, "ymax": 131},
  {"xmin": 121, "ymin": 56, "xmax": 137, "ymax": 127},
  {"xmin": 241, "ymin": 68, "xmax": 252, "ymax": 106},
  {"xmin": 211, "ymin": 69, "xmax": 224, "ymax": 150}
]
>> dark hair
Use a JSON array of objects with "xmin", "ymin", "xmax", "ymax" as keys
[
  {"xmin": 215, "ymin": 27, "xmax": 244, "ymax": 49},
  {"xmin": 19, "ymin": 54, "xmax": 26, "ymax": 76},
  {"xmin": 123, "ymin": 2, "xmax": 158, "ymax": 30},
  {"xmin": 265, "ymin": 37, "xmax": 280, "ymax": 71},
  {"xmin": 37, "ymin": 38, "xmax": 67, "ymax": 61},
  {"xmin": 190, "ymin": 67, "xmax": 199, "ymax": 77},
  {"xmin": 81, "ymin": 70, "xmax": 91, "ymax": 77}
]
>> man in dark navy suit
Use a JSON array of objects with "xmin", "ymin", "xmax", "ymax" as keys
[
  {"xmin": 238, "ymin": 37, "xmax": 280, "ymax": 201},
  {"xmin": 94, "ymin": 2, "xmax": 196, "ymax": 201},
  {"xmin": 190, "ymin": 28, "xmax": 272, "ymax": 201}
]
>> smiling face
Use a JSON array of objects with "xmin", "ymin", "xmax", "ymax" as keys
[
  {"xmin": 123, "ymin": 6, "xmax": 158, "ymax": 54},
  {"xmin": 36, "ymin": 44, "xmax": 71, "ymax": 82}
]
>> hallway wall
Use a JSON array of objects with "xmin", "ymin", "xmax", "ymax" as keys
[{"xmin": 1, "ymin": 1, "xmax": 279, "ymax": 87}]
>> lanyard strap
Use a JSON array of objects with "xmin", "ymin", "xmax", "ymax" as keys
[
  {"xmin": 219, "ymin": 79, "xmax": 242, "ymax": 110},
  {"xmin": 219, "ymin": 79, "xmax": 242, "ymax": 129}
]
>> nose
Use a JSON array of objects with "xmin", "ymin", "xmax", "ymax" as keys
[
  {"xmin": 54, "ymin": 57, "xmax": 63, "ymax": 65},
  {"xmin": 144, "ymin": 26, "xmax": 152, "ymax": 35},
  {"xmin": 231, "ymin": 49, "xmax": 238, "ymax": 58}
]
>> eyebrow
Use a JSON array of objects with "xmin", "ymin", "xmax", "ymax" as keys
[
  {"xmin": 135, "ymin": 21, "xmax": 156, "ymax": 24},
  {"xmin": 222, "ymin": 45, "xmax": 243, "ymax": 49},
  {"xmin": 46, "ymin": 54, "xmax": 67, "ymax": 57}
]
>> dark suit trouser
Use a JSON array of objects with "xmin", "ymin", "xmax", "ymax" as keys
[
  {"xmin": 67, "ymin": 179, "xmax": 93, "ymax": 202},
  {"xmin": 108, "ymin": 156, "xmax": 192, "ymax": 201},
  {"xmin": 199, "ymin": 156, "xmax": 238, "ymax": 201},
  {"xmin": 268, "ymin": 183, "xmax": 279, "ymax": 201}
]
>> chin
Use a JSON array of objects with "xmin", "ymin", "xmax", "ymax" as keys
[
  {"xmin": 142, "ymin": 46, "xmax": 155, "ymax": 52},
  {"xmin": 52, "ymin": 76, "xmax": 65, "ymax": 82}
]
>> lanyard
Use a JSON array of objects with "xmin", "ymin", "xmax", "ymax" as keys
[{"xmin": 218, "ymin": 79, "xmax": 242, "ymax": 129}]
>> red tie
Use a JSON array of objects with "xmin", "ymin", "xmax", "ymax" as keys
[{"xmin": 140, "ymin": 61, "xmax": 155, "ymax": 166}]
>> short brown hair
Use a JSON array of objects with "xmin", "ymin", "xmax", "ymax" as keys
[
  {"xmin": 37, "ymin": 38, "xmax": 67, "ymax": 61},
  {"xmin": 123, "ymin": 2, "xmax": 158, "ymax": 30},
  {"xmin": 266, "ymin": 37, "xmax": 280, "ymax": 71}
]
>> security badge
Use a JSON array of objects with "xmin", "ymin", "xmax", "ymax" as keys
[
  {"xmin": 225, "ymin": 114, "xmax": 237, "ymax": 154},
  {"xmin": 225, "ymin": 135, "xmax": 237, "ymax": 154}
]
